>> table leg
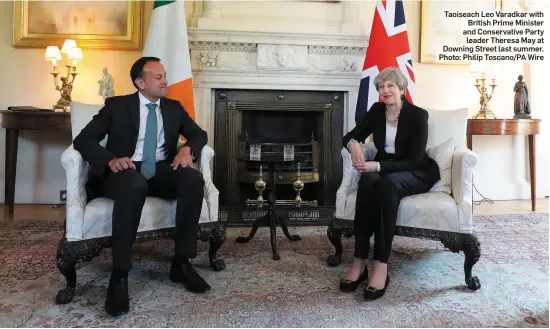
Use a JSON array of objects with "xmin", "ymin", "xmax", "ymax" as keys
[
  {"xmin": 269, "ymin": 210, "xmax": 279, "ymax": 260},
  {"xmin": 279, "ymin": 215, "xmax": 301, "ymax": 242},
  {"xmin": 267, "ymin": 163, "xmax": 280, "ymax": 260},
  {"xmin": 5, "ymin": 129, "xmax": 19, "ymax": 218},
  {"xmin": 528, "ymin": 134, "xmax": 536, "ymax": 211},
  {"xmin": 467, "ymin": 135, "xmax": 472, "ymax": 150},
  {"xmin": 235, "ymin": 214, "xmax": 267, "ymax": 243},
  {"xmin": 236, "ymin": 163, "xmax": 281, "ymax": 260},
  {"xmin": 235, "ymin": 162, "xmax": 301, "ymax": 260}
]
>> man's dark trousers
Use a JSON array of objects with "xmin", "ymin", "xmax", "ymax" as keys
[{"xmin": 98, "ymin": 160, "xmax": 204, "ymax": 272}]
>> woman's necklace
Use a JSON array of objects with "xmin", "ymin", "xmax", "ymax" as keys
[{"xmin": 385, "ymin": 102, "xmax": 402, "ymax": 125}]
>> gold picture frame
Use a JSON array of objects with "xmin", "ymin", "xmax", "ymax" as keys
[
  {"xmin": 420, "ymin": 0, "xmax": 503, "ymax": 64},
  {"xmin": 12, "ymin": 0, "xmax": 143, "ymax": 50}
]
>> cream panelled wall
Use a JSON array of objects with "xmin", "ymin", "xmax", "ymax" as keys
[
  {"xmin": 191, "ymin": 1, "xmax": 372, "ymax": 35},
  {"xmin": 0, "ymin": 1, "xmax": 162, "ymax": 204},
  {"xmin": 187, "ymin": 0, "xmax": 548, "ymax": 201},
  {"xmin": 0, "ymin": 0, "xmax": 546, "ymax": 205}
]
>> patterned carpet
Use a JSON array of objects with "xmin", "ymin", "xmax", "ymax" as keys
[{"xmin": 0, "ymin": 213, "xmax": 548, "ymax": 327}]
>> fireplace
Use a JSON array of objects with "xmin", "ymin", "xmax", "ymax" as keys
[
  {"xmin": 186, "ymin": 29, "xmax": 367, "ymax": 224},
  {"xmin": 213, "ymin": 89, "xmax": 344, "ymax": 224}
]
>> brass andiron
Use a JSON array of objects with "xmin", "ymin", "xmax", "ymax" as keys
[
  {"xmin": 293, "ymin": 162, "xmax": 304, "ymax": 206},
  {"xmin": 472, "ymin": 73, "xmax": 497, "ymax": 119},
  {"xmin": 254, "ymin": 164, "xmax": 266, "ymax": 207}
]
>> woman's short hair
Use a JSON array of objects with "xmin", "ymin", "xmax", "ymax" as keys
[{"xmin": 373, "ymin": 67, "xmax": 408, "ymax": 92}]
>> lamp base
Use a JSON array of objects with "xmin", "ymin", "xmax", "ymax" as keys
[
  {"xmin": 471, "ymin": 110, "xmax": 496, "ymax": 119},
  {"xmin": 53, "ymin": 104, "xmax": 70, "ymax": 112}
]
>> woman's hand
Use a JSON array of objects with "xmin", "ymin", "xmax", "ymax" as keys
[
  {"xmin": 353, "ymin": 161, "xmax": 379, "ymax": 174},
  {"xmin": 349, "ymin": 142, "xmax": 365, "ymax": 165}
]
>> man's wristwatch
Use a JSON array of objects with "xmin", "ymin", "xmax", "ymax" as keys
[{"xmin": 376, "ymin": 162, "xmax": 381, "ymax": 172}]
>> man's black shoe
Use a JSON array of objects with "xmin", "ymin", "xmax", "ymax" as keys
[
  {"xmin": 170, "ymin": 263, "xmax": 211, "ymax": 293},
  {"xmin": 105, "ymin": 277, "xmax": 129, "ymax": 317}
]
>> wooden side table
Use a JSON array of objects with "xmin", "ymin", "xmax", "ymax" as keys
[
  {"xmin": 0, "ymin": 110, "xmax": 71, "ymax": 217},
  {"xmin": 466, "ymin": 119, "xmax": 541, "ymax": 211},
  {"xmin": 234, "ymin": 155, "xmax": 307, "ymax": 260}
]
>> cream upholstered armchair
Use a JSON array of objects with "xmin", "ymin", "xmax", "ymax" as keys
[
  {"xmin": 327, "ymin": 107, "xmax": 482, "ymax": 291},
  {"xmin": 55, "ymin": 102, "xmax": 226, "ymax": 305}
]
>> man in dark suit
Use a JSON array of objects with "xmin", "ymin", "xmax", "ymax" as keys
[{"xmin": 73, "ymin": 57, "xmax": 210, "ymax": 317}]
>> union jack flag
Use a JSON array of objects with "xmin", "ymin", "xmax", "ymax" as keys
[{"xmin": 355, "ymin": 0, "xmax": 417, "ymax": 125}]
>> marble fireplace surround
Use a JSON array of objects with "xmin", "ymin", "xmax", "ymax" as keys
[{"xmin": 187, "ymin": 29, "xmax": 369, "ymax": 141}]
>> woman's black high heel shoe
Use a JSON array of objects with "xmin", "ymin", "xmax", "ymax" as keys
[
  {"xmin": 339, "ymin": 267, "xmax": 369, "ymax": 292},
  {"xmin": 363, "ymin": 275, "xmax": 390, "ymax": 300}
]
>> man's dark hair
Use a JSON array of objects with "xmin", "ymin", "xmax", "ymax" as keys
[{"xmin": 130, "ymin": 56, "xmax": 161, "ymax": 89}]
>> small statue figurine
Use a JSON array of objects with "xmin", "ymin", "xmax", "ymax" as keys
[
  {"xmin": 53, "ymin": 76, "xmax": 73, "ymax": 111},
  {"xmin": 513, "ymin": 75, "xmax": 531, "ymax": 119},
  {"xmin": 98, "ymin": 67, "xmax": 115, "ymax": 101}
]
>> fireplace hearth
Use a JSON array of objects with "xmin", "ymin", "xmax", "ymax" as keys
[{"xmin": 213, "ymin": 89, "xmax": 344, "ymax": 225}]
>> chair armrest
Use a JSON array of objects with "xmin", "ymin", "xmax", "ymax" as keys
[
  {"xmin": 196, "ymin": 144, "xmax": 219, "ymax": 222},
  {"xmin": 451, "ymin": 145, "xmax": 478, "ymax": 232},
  {"xmin": 335, "ymin": 142, "xmax": 376, "ymax": 218},
  {"xmin": 61, "ymin": 145, "xmax": 89, "ymax": 240},
  {"xmin": 335, "ymin": 147, "xmax": 359, "ymax": 218},
  {"xmin": 177, "ymin": 139, "xmax": 219, "ymax": 222}
]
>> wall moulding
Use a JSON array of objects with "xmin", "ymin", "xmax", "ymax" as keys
[
  {"xmin": 187, "ymin": 29, "xmax": 368, "ymax": 48},
  {"xmin": 187, "ymin": 28, "xmax": 369, "ymax": 143},
  {"xmin": 187, "ymin": 29, "xmax": 368, "ymax": 74}
]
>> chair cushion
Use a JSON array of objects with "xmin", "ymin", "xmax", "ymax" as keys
[
  {"xmin": 426, "ymin": 138, "xmax": 454, "ymax": 194},
  {"xmin": 80, "ymin": 196, "xmax": 211, "ymax": 240},
  {"xmin": 425, "ymin": 108, "xmax": 468, "ymax": 147},
  {"xmin": 343, "ymin": 190, "xmax": 460, "ymax": 232},
  {"xmin": 69, "ymin": 101, "xmax": 107, "ymax": 146},
  {"xmin": 397, "ymin": 192, "xmax": 460, "ymax": 232}
]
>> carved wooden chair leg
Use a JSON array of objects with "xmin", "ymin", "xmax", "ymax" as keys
[
  {"xmin": 197, "ymin": 222, "xmax": 227, "ymax": 271},
  {"xmin": 461, "ymin": 233, "xmax": 481, "ymax": 290},
  {"xmin": 55, "ymin": 238, "xmax": 77, "ymax": 304},
  {"xmin": 55, "ymin": 238, "xmax": 105, "ymax": 304},
  {"xmin": 441, "ymin": 233, "xmax": 481, "ymax": 291},
  {"xmin": 208, "ymin": 222, "xmax": 227, "ymax": 271},
  {"xmin": 326, "ymin": 222, "xmax": 344, "ymax": 267}
]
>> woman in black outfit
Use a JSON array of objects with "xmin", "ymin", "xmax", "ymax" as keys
[{"xmin": 340, "ymin": 67, "xmax": 440, "ymax": 300}]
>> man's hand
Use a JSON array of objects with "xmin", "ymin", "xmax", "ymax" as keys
[
  {"xmin": 108, "ymin": 157, "xmax": 136, "ymax": 173},
  {"xmin": 352, "ymin": 161, "xmax": 378, "ymax": 174},
  {"xmin": 172, "ymin": 146, "xmax": 194, "ymax": 170}
]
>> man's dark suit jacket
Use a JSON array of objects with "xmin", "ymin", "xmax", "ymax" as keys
[
  {"xmin": 343, "ymin": 100, "xmax": 440, "ymax": 183},
  {"xmin": 73, "ymin": 92, "xmax": 208, "ymax": 178}
]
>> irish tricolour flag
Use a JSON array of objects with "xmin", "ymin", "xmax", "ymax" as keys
[{"xmin": 143, "ymin": 0, "xmax": 195, "ymax": 120}]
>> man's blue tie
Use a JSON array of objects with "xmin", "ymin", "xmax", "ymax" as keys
[{"xmin": 140, "ymin": 103, "xmax": 157, "ymax": 179}]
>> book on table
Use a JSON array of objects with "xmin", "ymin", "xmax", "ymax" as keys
[{"xmin": 7, "ymin": 106, "xmax": 53, "ymax": 112}]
